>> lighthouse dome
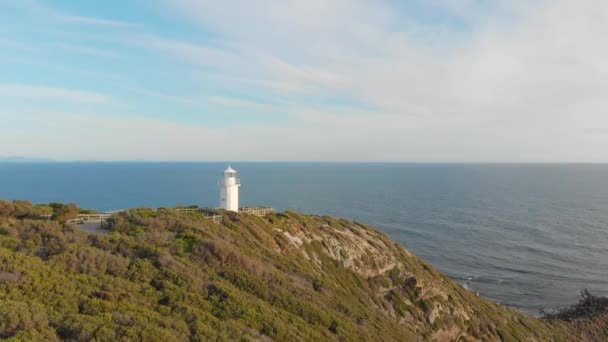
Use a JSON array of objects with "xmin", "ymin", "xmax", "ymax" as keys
[{"xmin": 224, "ymin": 166, "xmax": 237, "ymax": 174}]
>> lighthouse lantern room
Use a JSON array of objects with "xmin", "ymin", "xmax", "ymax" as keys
[{"xmin": 219, "ymin": 165, "xmax": 240, "ymax": 212}]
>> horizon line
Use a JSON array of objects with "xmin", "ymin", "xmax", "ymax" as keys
[{"xmin": 2, "ymin": 159, "xmax": 608, "ymax": 165}]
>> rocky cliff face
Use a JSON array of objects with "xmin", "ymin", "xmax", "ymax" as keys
[
  {"xmin": 270, "ymin": 213, "xmax": 581, "ymax": 341},
  {"xmin": 0, "ymin": 203, "xmax": 601, "ymax": 341}
]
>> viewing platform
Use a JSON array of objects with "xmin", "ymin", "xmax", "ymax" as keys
[
  {"xmin": 66, "ymin": 212, "xmax": 116, "ymax": 224},
  {"xmin": 176, "ymin": 206, "xmax": 276, "ymax": 219},
  {"xmin": 65, "ymin": 205, "xmax": 276, "ymax": 229},
  {"xmin": 174, "ymin": 208, "xmax": 223, "ymax": 223},
  {"xmin": 239, "ymin": 207, "xmax": 276, "ymax": 217}
]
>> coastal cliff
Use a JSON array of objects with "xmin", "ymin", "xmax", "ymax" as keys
[{"xmin": 0, "ymin": 201, "xmax": 604, "ymax": 341}]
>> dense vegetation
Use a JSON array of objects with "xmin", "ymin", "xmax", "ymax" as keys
[
  {"xmin": 543, "ymin": 290, "xmax": 608, "ymax": 321},
  {"xmin": 542, "ymin": 290, "xmax": 608, "ymax": 341},
  {"xmin": 0, "ymin": 200, "xmax": 604, "ymax": 341}
]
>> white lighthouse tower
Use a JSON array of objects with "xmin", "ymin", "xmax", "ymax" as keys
[{"xmin": 219, "ymin": 165, "xmax": 240, "ymax": 212}]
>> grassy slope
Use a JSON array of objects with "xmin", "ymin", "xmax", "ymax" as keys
[{"xmin": 0, "ymin": 207, "xmax": 595, "ymax": 341}]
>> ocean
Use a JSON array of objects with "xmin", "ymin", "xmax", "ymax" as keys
[{"xmin": 1, "ymin": 162, "xmax": 607, "ymax": 314}]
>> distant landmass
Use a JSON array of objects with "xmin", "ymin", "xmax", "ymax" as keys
[
  {"xmin": 0, "ymin": 200, "xmax": 606, "ymax": 341},
  {"xmin": 0, "ymin": 156, "xmax": 54, "ymax": 163}
]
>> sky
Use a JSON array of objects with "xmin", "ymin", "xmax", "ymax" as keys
[{"xmin": 0, "ymin": 0, "xmax": 607, "ymax": 162}]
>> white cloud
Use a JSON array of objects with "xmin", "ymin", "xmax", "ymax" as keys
[
  {"xmin": 5, "ymin": 0, "xmax": 133, "ymax": 28},
  {"xmin": 47, "ymin": 43, "xmax": 120, "ymax": 58},
  {"xmin": 0, "ymin": 84, "xmax": 113, "ymax": 104},
  {"xmin": 135, "ymin": 36, "xmax": 232, "ymax": 66},
  {"xmin": 3, "ymin": 0, "xmax": 608, "ymax": 161},
  {"xmin": 148, "ymin": 0, "xmax": 608, "ymax": 162},
  {"xmin": 59, "ymin": 15, "xmax": 132, "ymax": 27},
  {"xmin": 2, "ymin": 100, "xmax": 607, "ymax": 162},
  {"xmin": 209, "ymin": 96, "xmax": 271, "ymax": 110},
  {"xmin": 0, "ymin": 110, "xmax": 226, "ymax": 161},
  {"xmin": 0, "ymin": 38, "xmax": 35, "ymax": 51},
  {"xmin": 123, "ymin": 86, "xmax": 200, "ymax": 106}
]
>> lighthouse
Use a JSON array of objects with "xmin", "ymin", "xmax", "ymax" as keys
[{"xmin": 219, "ymin": 165, "xmax": 240, "ymax": 212}]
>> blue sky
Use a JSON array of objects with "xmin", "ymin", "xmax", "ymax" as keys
[{"xmin": 1, "ymin": 0, "xmax": 607, "ymax": 161}]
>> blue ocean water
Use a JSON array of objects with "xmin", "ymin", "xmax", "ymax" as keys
[{"xmin": 1, "ymin": 162, "xmax": 607, "ymax": 314}]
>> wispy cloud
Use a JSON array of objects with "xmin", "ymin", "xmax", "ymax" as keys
[
  {"xmin": 135, "ymin": 36, "xmax": 233, "ymax": 66},
  {"xmin": 59, "ymin": 15, "xmax": 132, "ymax": 27},
  {"xmin": 8, "ymin": 0, "xmax": 133, "ymax": 28},
  {"xmin": 0, "ymin": 83, "xmax": 113, "ymax": 104},
  {"xmin": 48, "ymin": 43, "xmax": 120, "ymax": 58},
  {"xmin": 0, "ymin": 38, "xmax": 35, "ymax": 51},
  {"xmin": 2, "ymin": 0, "xmax": 608, "ymax": 161},
  {"xmin": 209, "ymin": 96, "xmax": 271, "ymax": 110},
  {"xmin": 152, "ymin": 0, "xmax": 608, "ymax": 162},
  {"xmin": 126, "ymin": 86, "xmax": 201, "ymax": 106}
]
